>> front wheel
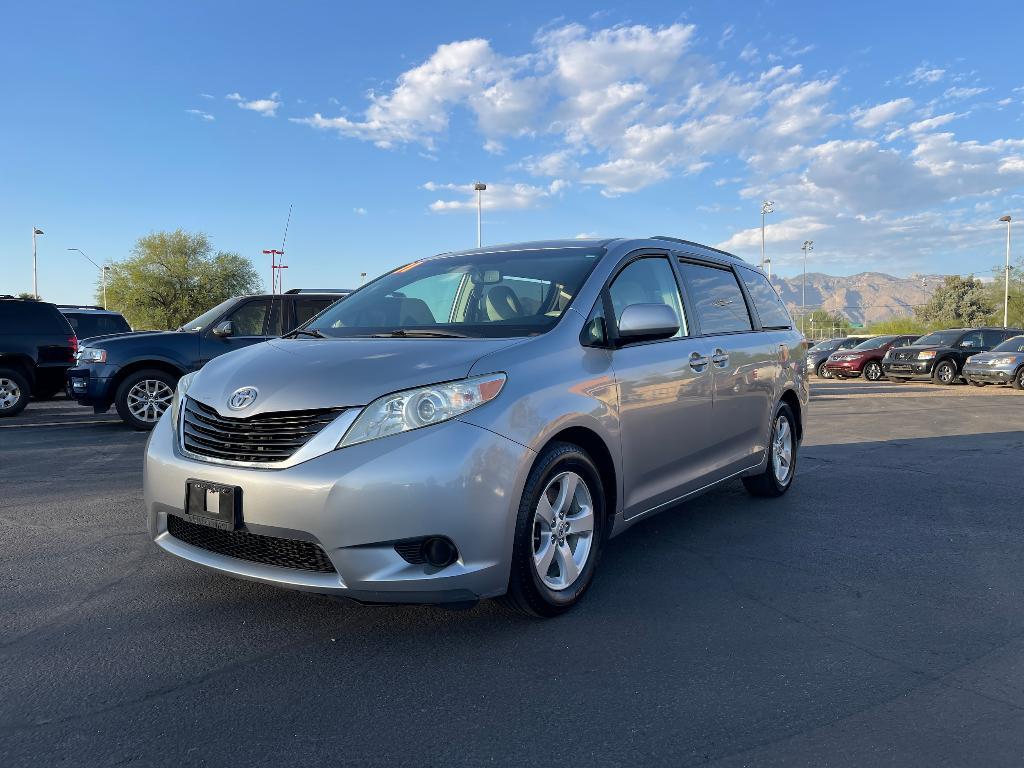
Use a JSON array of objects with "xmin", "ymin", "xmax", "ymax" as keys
[
  {"xmin": 501, "ymin": 443, "xmax": 606, "ymax": 617},
  {"xmin": 743, "ymin": 403, "xmax": 798, "ymax": 498},
  {"xmin": 816, "ymin": 362, "xmax": 832, "ymax": 379},
  {"xmin": 932, "ymin": 359, "xmax": 958, "ymax": 385},
  {"xmin": 0, "ymin": 368, "xmax": 31, "ymax": 417},
  {"xmin": 1012, "ymin": 367, "xmax": 1024, "ymax": 391},
  {"xmin": 114, "ymin": 369, "xmax": 178, "ymax": 430},
  {"xmin": 863, "ymin": 361, "xmax": 884, "ymax": 381}
]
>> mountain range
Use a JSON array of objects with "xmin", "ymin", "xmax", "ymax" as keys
[{"xmin": 769, "ymin": 272, "xmax": 944, "ymax": 326}]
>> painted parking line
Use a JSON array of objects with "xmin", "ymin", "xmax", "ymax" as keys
[{"xmin": 0, "ymin": 418, "xmax": 122, "ymax": 429}]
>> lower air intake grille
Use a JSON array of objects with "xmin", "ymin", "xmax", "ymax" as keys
[
  {"xmin": 181, "ymin": 397, "xmax": 345, "ymax": 463},
  {"xmin": 167, "ymin": 515, "xmax": 336, "ymax": 573}
]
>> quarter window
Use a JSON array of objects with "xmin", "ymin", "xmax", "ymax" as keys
[
  {"xmin": 607, "ymin": 257, "xmax": 687, "ymax": 338},
  {"xmin": 677, "ymin": 261, "xmax": 753, "ymax": 335},
  {"xmin": 739, "ymin": 268, "xmax": 792, "ymax": 329}
]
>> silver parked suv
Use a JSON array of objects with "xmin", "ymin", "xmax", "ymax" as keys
[{"xmin": 145, "ymin": 237, "xmax": 808, "ymax": 616}]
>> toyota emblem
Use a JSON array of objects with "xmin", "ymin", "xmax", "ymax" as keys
[{"xmin": 227, "ymin": 386, "xmax": 258, "ymax": 411}]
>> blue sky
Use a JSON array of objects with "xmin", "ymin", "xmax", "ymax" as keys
[{"xmin": 2, "ymin": 0, "xmax": 1023, "ymax": 304}]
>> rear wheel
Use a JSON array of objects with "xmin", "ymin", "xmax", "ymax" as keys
[
  {"xmin": 743, "ymin": 402, "xmax": 798, "ymax": 498},
  {"xmin": 0, "ymin": 368, "xmax": 30, "ymax": 417},
  {"xmin": 501, "ymin": 443, "xmax": 606, "ymax": 617},
  {"xmin": 114, "ymin": 369, "xmax": 177, "ymax": 430},
  {"xmin": 816, "ymin": 362, "xmax": 832, "ymax": 379},
  {"xmin": 863, "ymin": 361, "xmax": 884, "ymax": 381},
  {"xmin": 933, "ymin": 359, "xmax": 957, "ymax": 385}
]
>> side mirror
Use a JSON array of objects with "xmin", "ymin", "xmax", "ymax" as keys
[
  {"xmin": 616, "ymin": 303, "xmax": 679, "ymax": 345},
  {"xmin": 211, "ymin": 320, "xmax": 234, "ymax": 338}
]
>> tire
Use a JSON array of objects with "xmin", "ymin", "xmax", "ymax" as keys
[
  {"xmin": 816, "ymin": 362, "xmax": 832, "ymax": 379},
  {"xmin": 863, "ymin": 361, "xmax": 884, "ymax": 382},
  {"xmin": 743, "ymin": 402, "xmax": 798, "ymax": 498},
  {"xmin": 114, "ymin": 369, "xmax": 178, "ymax": 430},
  {"xmin": 932, "ymin": 359, "xmax": 958, "ymax": 385},
  {"xmin": 0, "ymin": 368, "xmax": 31, "ymax": 417},
  {"xmin": 501, "ymin": 443, "xmax": 606, "ymax": 617},
  {"xmin": 1013, "ymin": 367, "xmax": 1024, "ymax": 391}
]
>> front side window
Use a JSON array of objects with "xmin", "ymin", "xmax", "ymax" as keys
[
  {"xmin": 225, "ymin": 300, "xmax": 271, "ymax": 336},
  {"xmin": 607, "ymin": 257, "xmax": 686, "ymax": 338},
  {"xmin": 305, "ymin": 248, "xmax": 603, "ymax": 339},
  {"xmin": 958, "ymin": 330, "xmax": 985, "ymax": 349},
  {"xmin": 739, "ymin": 268, "xmax": 792, "ymax": 329},
  {"xmin": 678, "ymin": 261, "xmax": 752, "ymax": 335}
]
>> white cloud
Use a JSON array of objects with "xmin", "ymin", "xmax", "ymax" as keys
[
  {"xmin": 353, "ymin": 207, "xmax": 367, "ymax": 216},
  {"xmin": 944, "ymin": 86, "xmax": 987, "ymax": 100},
  {"xmin": 907, "ymin": 64, "xmax": 946, "ymax": 85},
  {"xmin": 226, "ymin": 91, "xmax": 282, "ymax": 116},
  {"xmin": 185, "ymin": 108, "xmax": 215, "ymax": 122},
  {"xmin": 425, "ymin": 179, "xmax": 568, "ymax": 211},
  {"xmin": 483, "ymin": 139, "xmax": 505, "ymax": 155},
  {"xmin": 853, "ymin": 98, "xmax": 914, "ymax": 130},
  {"xmin": 718, "ymin": 25, "xmax": 735, "ymax": 49},
  {"xmin": 739, "ymin": 43, "xmax": 759, "ymax": 63}
]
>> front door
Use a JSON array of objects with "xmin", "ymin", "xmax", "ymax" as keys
[{"xmin": 604, "ymin": 254, "xmax": 717, "ymax": 520}]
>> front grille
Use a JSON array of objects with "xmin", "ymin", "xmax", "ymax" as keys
[
  {"xmin": 167, "ymin": 515, "xmax": 336, "ymax": 573},
  {"xmin": 181, "ymin": 397, "xmax": 344, "ymax": 463},
  {"xmin": 893, "ymin": 351, "xmax": 915, "ymax": 361}
]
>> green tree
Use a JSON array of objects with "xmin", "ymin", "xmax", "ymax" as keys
[
  {"xmin": 16, "ymin": 292, "xmax": 38, "ymax": 300},
  {"xmin": 102, "ymin": 230, "xmax": 262, "ymax": 329},
  {"xmin": 914, "ymin": 275, "xmax": 995, "ymax": 328},
  {"xmin": 864, "ymin": 316, "xmax": 932, "ymax": 335},
  {"xmin": 796, "ymin": 308, "xmax": 852, "ymax": 339},
  {"xmin": 982, "ymin": 262, "xmax": 1024, "ymax": 328}
]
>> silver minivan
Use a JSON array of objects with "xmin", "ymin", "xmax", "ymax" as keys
[{"xmin": 145, "ymin": 237, "xmax": 808, "ymax": 616}]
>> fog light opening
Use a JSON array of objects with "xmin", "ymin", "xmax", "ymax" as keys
[{"xmin": 422, "ymin": 537, "xmax": 458, "ymax": 568}]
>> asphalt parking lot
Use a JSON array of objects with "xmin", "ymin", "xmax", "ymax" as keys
[{"xmin": 3, "ymin": 381, "xmax": 1024, "ymax": 767}]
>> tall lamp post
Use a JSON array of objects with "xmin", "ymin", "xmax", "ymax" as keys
[
  {"xmin": 760, "ymin": 200, "xmax": 774, "ymax": 277},
  {"xmin": 474, "ymin": 182, "xmax": 487, "ymax": 248},
  {"xmin": 67, "ymin": 248, "xmax": 110, "ymax": 309},
  {"xmin": 1000, "ymin": 215, "xmax": 1012, "ymax": 328},
  {"xmin": 801, "ymin": 240, "xmax": 814, "ymax": 335},
  {"xmin": 32, "ymin": 227, "xmax": 44, "ymax": 298}
]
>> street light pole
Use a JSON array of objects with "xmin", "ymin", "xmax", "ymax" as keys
[
  {"xmin": 474, "ymin": 182, "xmax": 487, "ymax": 248},
  {"xmin": 68, "ymin": 248, "xmax": 109, "ymax": 309},
  {"xmin": 801, "ymin": 240, "xmax": 814, "ymax": 335},
  {"xmin": 1000, "ymin": 215, "xmax": 1012, "ymax": 328},
  {"xmin": 32, "ymin": 227, "xmax": 44, "ymax": 298},
  {"xmin": 760, "ymin": 200, "xmax": 774, "ymax": 277}
]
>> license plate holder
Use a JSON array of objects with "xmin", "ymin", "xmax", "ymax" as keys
[{"xmin": 184, "ymin": 479, "xmax": 242, "ymax": 531}]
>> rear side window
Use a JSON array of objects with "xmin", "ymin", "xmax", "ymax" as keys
[
  {"xmin": 293, "ymin": 298, "xmax": 336, "ymax": 328},
  {"xmin": 982, "ymin": 329, "xmax": 1005, "ymax": 348},
  {"xmin": 677, "ymin": 261, "xmax": 752, "ymax": 335},
  {"xmin": 63, "ymin": 313, "xmax": 131, "ymax": 339},
  {"xmin": 0, "ymin": 301, "xmax": 72, "ymax": 334},
  {"xmin": 738, "ymin": 268, "xmax": 792, "ymax": 330}
]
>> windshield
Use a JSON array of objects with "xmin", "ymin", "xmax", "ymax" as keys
[
  {"xmin": 853, "ymin": 335, "xmax": 896, "ymax": 350},
  {"xmin": 179, "ymin": 298, "xmax": 236, "ymax": 332},
  {"xmin": 303, "ymin": 247, "xmax": 604, "ymax": 339},
  {"xmin": 992, "ymin": 336, "xmax": 1024, "ymax": 353},
  {"xmin": 914, "ymin": 330, "xmax": 963, "ymax": 347},
  {"xmin": 813, "ymin": 339, "xmax": 842, "ymax": 352}
]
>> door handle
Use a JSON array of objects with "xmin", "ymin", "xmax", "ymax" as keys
[
  {"xmin": 689, "ymin": 352, "xmax": 709, "ymax": 371},
  {"xmin": 711, "ymin": 348, "xmax": 729, "ymax": 367}
]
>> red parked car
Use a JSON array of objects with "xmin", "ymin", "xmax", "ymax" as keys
[{"xmin": 824, "ymin": 334, "xmax": 920, "ymax": 381}]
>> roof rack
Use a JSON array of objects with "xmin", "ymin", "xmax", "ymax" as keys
[
  {"xmin": 284, "ymin": 288, "xmax": 353, "ymax": 294},
  {"xmin": 649, "ymin": 236, "xmax": 742, "ymax": 261},
  {"xmin": 57, "ymin": 304, "xmax": 107, "ymax": 311}
]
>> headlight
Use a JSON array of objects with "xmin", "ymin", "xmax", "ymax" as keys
[
  {"xmin": 989, "ymin": 356, "xmax": 1016, "ymax": 365},
  {"xmin": 338, "ymin": 373, "xmax": 506, "ymax": 449},
  {"xmin": 918, "ymin": 350, "xmax": 937, "ymax": 359},
  {"xmin": 170, "ymin": 371, "xmax": 198, "ymax": 425},
  {"xmin": 77, "ymin": 348, "xmax": 107, "ymax": 364}
]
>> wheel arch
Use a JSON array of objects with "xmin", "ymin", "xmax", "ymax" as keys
[
  {"xmin": 779, "ymin": 387, "xmax": 803, "ymax": 442},
  {"xmin": 111, "ymin": 359, "xmax": 186, "ymax": 395},
  {"xmin": 0, "ymin": 354, "xmax": 36, "ymax": 384},
  {"xmin": 537, "ymin": 426, "xmax": 617, "ymax": 528}
]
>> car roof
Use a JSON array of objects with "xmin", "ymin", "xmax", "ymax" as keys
[
  {"xmin": 429, "ymin": 237, "xmax": 747, "ymax": 266},
  {"xmin": 58, "ymin": 306, "xmax": 124, "ymax": 315}
]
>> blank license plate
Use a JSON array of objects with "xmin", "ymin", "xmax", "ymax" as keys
[{"xmin": 185, "ymin": 480, "xmax": 241, "ymax": 530}]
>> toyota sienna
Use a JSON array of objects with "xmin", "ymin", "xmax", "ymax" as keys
[{"xmin": 144, "ymin": 237, "xmax": 808, "ymax": 616}]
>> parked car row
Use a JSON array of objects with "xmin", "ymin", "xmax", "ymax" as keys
[
  {"xmin": 807, "ymin": 326, "xmax": 1024, "ymax": 389},
  {"xmin": 0, "ymin": 290, "xmax": 350, "ymax": 422}
]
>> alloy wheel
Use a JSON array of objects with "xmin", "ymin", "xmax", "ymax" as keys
[
  {"xmin": 531, "ymin": 471, "xmax": 595, "ymax": 591},
  {"xmin": 937, "ymin": 362, "xmax": 955, "ymax": 384},
  {"xmin": 772, "ymin": 415, "xmax": 794, "ymax": 485},
  {"xmin": 0, "ymin": 377, "xmax": 22, "ymax": 411},
  {"xmin": 126, "ymin": 379, "xmax": 174, "ymax": 423},
  {"xmin": 864, "ymin": 362, "xmax": 883, "ymax": 381}
]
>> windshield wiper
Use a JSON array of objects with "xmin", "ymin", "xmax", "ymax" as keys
[
  {"xmin": 371, "ymin": 329, "xmax": 470, "ymax": 339},
  {"xmin": 284, "ymin": 328, "xmax": 327, "ymax": 339}
]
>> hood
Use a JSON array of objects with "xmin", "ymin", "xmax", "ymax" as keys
[
  {"xmin": 187, "ymin": 336, "xmax": 525, "ymax": 415},
  {"xmin": 967, "ymin": 351, "xmax": 1024, "ymax": 363},
  {"xmin": 83, "ymin": 329, "xmax": 178, "ymax": 348}
]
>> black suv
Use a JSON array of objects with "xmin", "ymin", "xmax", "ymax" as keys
[
  {"xmin": 882, "ymin": 327, "xmax": 1024, "ymax": 384},
  {"xmin": 58, "ymin": 305, "xmax": 131, "ymax": 340},
  {"xmin": 68, "ymin": 289, "xmax": 349, "ymax": 429},
  {"xmin": 0, "ymin": 297, "xmax": 78, "ymax": 416}
]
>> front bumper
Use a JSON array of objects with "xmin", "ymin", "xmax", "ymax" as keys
[
  {"xmin": 66, "ymin": 364, "xmax": 117, "ymax": 407},
  {"xmin": 144, "ymin": 410, "xmax": 533, "ymax": 604},
  {"xmin": 963, "ymin": 364, "xmax": 1016, "ymax": 384},
  {"xmin": 882, "ymin": 360, "xmax": 934, "ymax": 379},
  {"xmin": 823, "ymin": 360, "xmax": 863, "ymax": 377}
]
